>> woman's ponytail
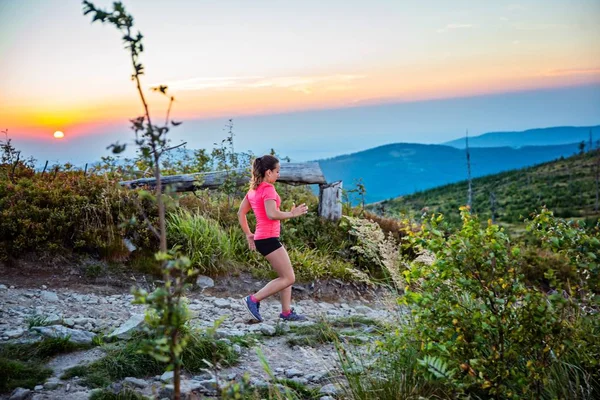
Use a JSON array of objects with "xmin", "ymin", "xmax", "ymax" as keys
[{"xmin": 249, "ymin": 155, "xmax": 279, "ymax": 189}]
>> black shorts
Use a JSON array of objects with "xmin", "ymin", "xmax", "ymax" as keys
[{"xmin": 254, "ymin": 237, "xmax": 282, "ymax": 256}]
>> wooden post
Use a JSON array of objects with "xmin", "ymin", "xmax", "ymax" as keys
[{"xmin": 319, "ymin": 180, "xmax": 342, "ymax": 221}]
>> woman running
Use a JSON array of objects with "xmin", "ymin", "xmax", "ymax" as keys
[{"xmin": 238, "ymin": 155, "xmax": 309, "ymax": 322}]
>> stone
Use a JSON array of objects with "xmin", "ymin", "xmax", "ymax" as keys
[
  {"xmin": 43, "ymin": 379, "xmax": 62, "ymax": 390},
  {"xmin": 108, "ymin": 314, "xmax": 145, "ymax": 340},
  {"xmin": 226, "ymin": 373, "xmax": 237, "ymax": 381},
  {"xmin": 159, "ymin": 379, "xmax": 204, "ymax": 398},
  {"xmin": 196, "ymin": 275, "xmax": 215, "ymax": 290},
  {"xmin": 213, "ymin": 298, "xmax": 230, "ymax": 308},
  {"xmin": 73, "ymin": 317, "xmax": 92, "ymax": 326},
  {"xmin": 355, "ymin": 305, "xmax": 372, "ymax": 314},
  {"xmin": 284, "ymin": 368, "xmax": 303, "ymax": 378},
  {"xmin": 9, "ymin": 388, "xmax": 31, "ymax": 400},
  {"xmin": 192, "ymin": 373, "xmax": 212, "ymax": 381},
  {"xmin": 160, "ymin": 371, "xmax": 174, "ymax": 383},
  {"xmin": 124, "ymin": 377, "xmax": 148, "ymax": 388},
  {"xmin": 215, "ymin": 328, "xmax": 245, "ymax": 338},
  {"xmin": 5, "ymin": 328, "xmax": 25, "ymax": 339},
  {"xmin": 123, "ymin": 238, "xmax": 137, "ymax": 252},
  {"xmin": 34, "ymin": 385, "xmax": 43, "ymax": 391},
  {"xmin": 199, "ymin": 378, "xmax": 218, "ymax": 391},
  {"xmin": 45, "ymin": 314, "xmax": 62, "ymax": 325},
  {"xmin": 260, "ymin": 324, "xmax": 277, "ymax": 336},
  {"xmin": 249, "ymin": 377, "xmax": 269, "ymax": 389},
  {"xmin": 290, "ymin": 377, "xmax": 308, "ymax": 385},
  {"xmin": 319, "ymin": 384, "xmax": 341, "ymax": 396},
  {"xmin": 63, "ymin": 318, "xmax": 75, "ymax": 327},
  {"xmin": 0, "ymin": 284, "xmax": 7, "ymax": 290},
  {"xmin": 320, "ymin": 397, "xmax": 335, "ymax": 400},
  {"xmin": 40, "ymin": 291, "xmax": 59, "ymax": 302},
  {"xmin": 32, "ymin": 325, "xmax": 96, "ymax": 344}
]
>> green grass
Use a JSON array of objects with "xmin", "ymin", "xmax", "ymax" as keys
[
  {"xmin": 340, "ymin": 338, "xmax": 450, "ymax": 400},
  {"xmin": 0, "ymin": 337, "xmax": 89, "ymax": 393},
  {"xmin": 167, "ymin": 209, "xmax": 235, "ymax": 275},
  {"xmin": 26, "ymin": 314, "xmax": 53, "ymax": 329},
  {"xmin": 0, "ymin": 358, "xmax": 52, "ymax": 393},
  {"xmin": 63, "ymin": 329, "xmax": 240, "ymax": 388},
  {"xmin": 286, "ymin": 317, "xmax": 385, "ymax": 347}
]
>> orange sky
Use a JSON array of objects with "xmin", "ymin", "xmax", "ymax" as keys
[{"xmin": 1, "ymin": 0, "xmax": 599, "ymax": 142}]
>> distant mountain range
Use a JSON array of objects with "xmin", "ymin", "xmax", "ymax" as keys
[
  {"xmin": 370, "ymin": 149, "xmax": 600, "ymax": 227},
  {"xmin": 443, "ymin": 125, "xmax": 599, "ymax": 149},
  {"xmin": 316, "ymin": 142, "xmax": 582, "ymax": 204}
]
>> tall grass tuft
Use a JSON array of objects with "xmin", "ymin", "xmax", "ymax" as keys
[
  {"xmin": 167, "ymin": 209, "xmax": 234, "ymax": 274},
  {"xmin": 339, "ymin": 335, "xmax": 450, "ymax": 400}
]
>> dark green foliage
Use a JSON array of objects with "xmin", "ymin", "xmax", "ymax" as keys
[
  {"xmin": 0, "ymin": 165, "xmax": 157, "ymax": 260},
  {"xmin": 400, "ymin": 208, "xmax": 599, "ymax": 398},
  {"xmin": 0, "ymin": 358, "xmax": 52, "ymax": 393},
  {"xmin": 0, "ymin": 337, "xmax": 87, "ymax": 393},
  {"xmin": 62, "ymin": 329, "xmax": 238, "ymax": 388}
]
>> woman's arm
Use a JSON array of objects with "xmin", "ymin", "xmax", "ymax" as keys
[
  {"xmin": 237, "ymin": 196, "xmax": 256, "ymax": 250},
  {"xmin": 265, "ymin": 200, "xmax": 308, "ymax": 220}
]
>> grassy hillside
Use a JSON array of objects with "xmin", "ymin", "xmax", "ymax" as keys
[
  {"xmin": 317, "ymin": 142, "xmax": 580, "ymax": 203},
  {"xmin": 372, "ymin": 150, "xmax": 600, "ymax": 227}
]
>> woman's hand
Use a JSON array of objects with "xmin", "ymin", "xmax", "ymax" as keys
[
  {"xmin": 246, "ymin": 233, "xmax": 256, "ymax": 250},
  {"xmin": 290, "ymin": 202, "xmax": 308, "ymax": 218}
]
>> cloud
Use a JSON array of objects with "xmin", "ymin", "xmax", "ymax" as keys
[
  {"xmin": 543, "ymin": 67, "xmax": 600, "ymax": 77},
  {"xmin": 151, "ymin": 74, "xmax": 365, "ymax": 94},
  {"xmin": 437, "ymin": 23, "xmax": 473, "ymax": 33}
]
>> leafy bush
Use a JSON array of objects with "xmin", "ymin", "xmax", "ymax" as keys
[
  {"xmin": 0, "ymin": 167, "xmax": 156, "ymax": 260},
  {"xmin": 401, "ymin": 207, "xmax": 598, "ymax": 398},
  {"xmin": 526, "ymin": 208, "xmax": 599, "ymax": 299}
]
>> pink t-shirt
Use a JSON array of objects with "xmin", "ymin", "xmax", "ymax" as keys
[{"xmin": 246, "ymin": 182, "xmax": 281, "ymax": 240}]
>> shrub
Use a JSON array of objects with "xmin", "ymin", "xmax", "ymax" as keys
[
  {"xmin": 0, "ymin": 168, "xmax": 156, "ymax": 260},
  {"xmin": 402, "ymin": 207, "xmax": 596, "ymax": 398}
]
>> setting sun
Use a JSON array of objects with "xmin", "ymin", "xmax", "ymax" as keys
[{"xmin": 53, "ymin": 131, "xmax": 64, "ymax": 139}]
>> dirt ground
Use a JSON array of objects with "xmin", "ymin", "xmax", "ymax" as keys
[{"xmin": 0, "ymin": 254, "xmax": 388, "ymax": 301}]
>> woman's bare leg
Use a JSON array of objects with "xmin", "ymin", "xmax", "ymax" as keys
[
  {"xmin": 279, "ymin": 285, "xmax": 292, "ymax": 313},
  {"xmin": 253, "ymin": 247, "xmax": 295, "ymax": 310}
]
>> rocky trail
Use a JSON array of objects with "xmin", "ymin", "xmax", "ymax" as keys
[{"xmin": 0, "ymin": 276, "xmax": 401, "ymax": 400}]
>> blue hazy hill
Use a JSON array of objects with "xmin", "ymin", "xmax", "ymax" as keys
[
  {"xmin": 443, "ymin": 125, "xmax": 599, "ymax": 149},
  {"xmin": 317, "ymin": 142, "xmax": 581, "ymax": 204}
]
